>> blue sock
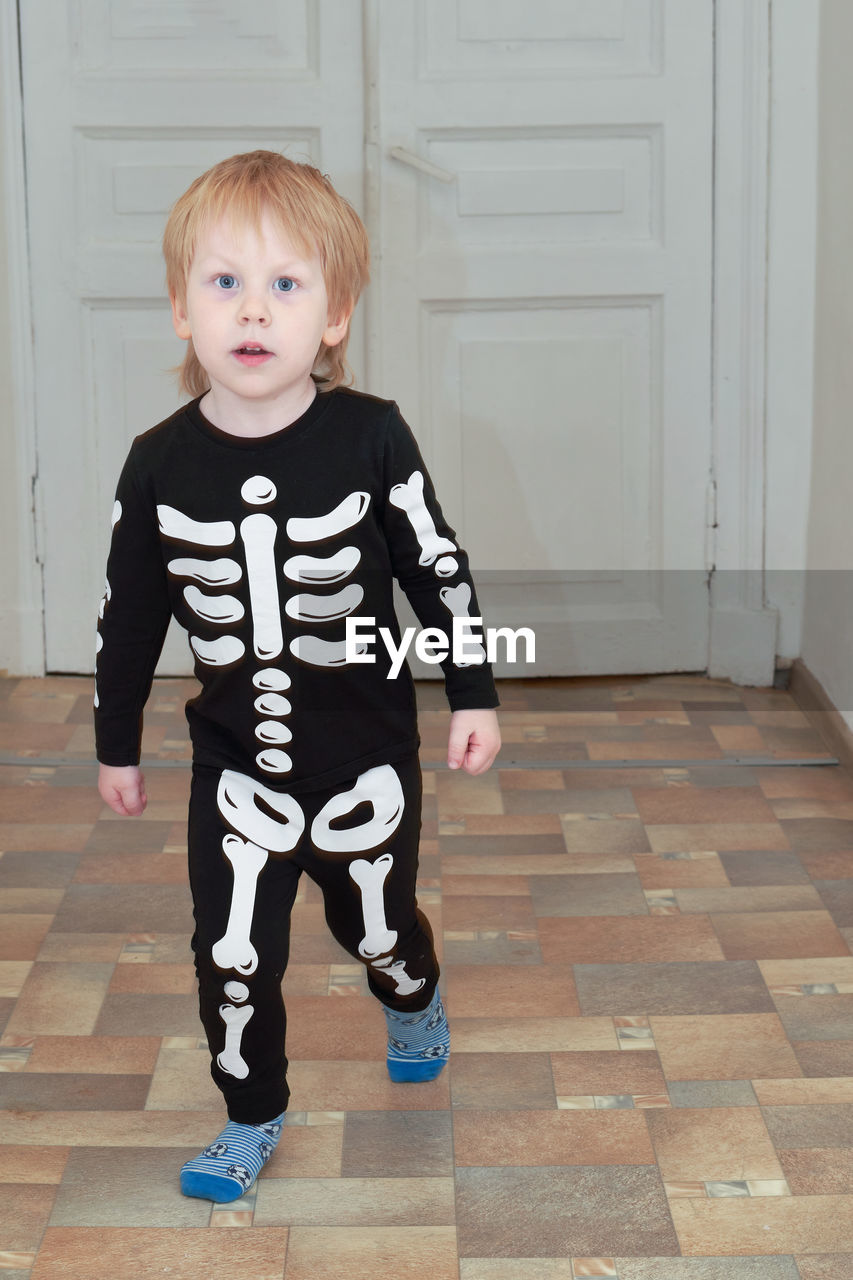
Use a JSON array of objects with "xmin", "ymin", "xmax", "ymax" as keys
[
  {"xmin": 384, "ymin": 988, "xmax": 449, "ymax": 1082},
  {"xmin": 179, "ymin": 1113, "xmax": 284, "ymax": 1203}
]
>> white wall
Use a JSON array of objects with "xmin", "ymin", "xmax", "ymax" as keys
[{"xmin": 802, "ymin": 0, "xmax": 853, "ymax": 729}]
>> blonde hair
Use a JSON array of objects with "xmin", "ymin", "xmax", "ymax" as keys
[{"xmin": 162, "ymin": 150, "xmax": 370, "ymax": 396}]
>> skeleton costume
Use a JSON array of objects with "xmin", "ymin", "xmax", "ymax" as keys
[{"xmin": 94, "ymin": 387, "xmax": 499, "ymax": 1122}]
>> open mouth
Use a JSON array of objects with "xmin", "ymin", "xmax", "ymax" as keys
[{"xmin": 235, "ymin": 345, "xmax": 270, "ymax": 355}]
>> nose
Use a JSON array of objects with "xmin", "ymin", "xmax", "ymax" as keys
[{"xmin": 239, "ymin": 290, "xmax": 270, "ymax": 326}]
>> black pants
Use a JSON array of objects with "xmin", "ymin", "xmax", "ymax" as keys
[{"xmin": 187, "ymin": 753, "xmax": 438, "ymax": 1123}]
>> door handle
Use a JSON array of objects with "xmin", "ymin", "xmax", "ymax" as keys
[{"xmin": 388, "ymin": 146, "xmax": 456, "ymax": 184}]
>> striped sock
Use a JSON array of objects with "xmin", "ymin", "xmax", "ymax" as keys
[
  {"xmin": 179, "ymin": 1113, "xmax": 284, "ymax": 1203},
  {"xmin": 384, "ymin": 988, "xmax": 449, "ymax": 1082}
]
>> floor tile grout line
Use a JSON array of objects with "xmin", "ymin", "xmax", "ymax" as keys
[{"xmin": 0, "ymin": 754, "xmax": 841, "ymax": 770}]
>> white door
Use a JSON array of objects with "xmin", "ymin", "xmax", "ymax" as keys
[
  {"xmin": 21, "ymin": 0, "xmax": 364, "ymax": 674},
  {"xmin": 371, "ymin": 0, "xmax": 714, "ymax": 676},
  {"xmin": 24, "ymin": 0, "xmax": 714, "ymax": 680}
]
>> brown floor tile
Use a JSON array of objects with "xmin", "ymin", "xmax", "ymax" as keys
[
  {"xmin": 0, "ymin": 824, "xmax": 94, "ymax": 853},
  {"xmin": 559, "ymin": 820, "xmax": 650, "ymax": 855},
  {"xmin": 538, "ymin": 916, "xmax": 724, "ymax": 964},
  {"xmin": 650, "ymin": 1014, "xmax": 802, "ymax": 1081},
  {"xmin": 73, "ymin": 852, "xmax": 188, "ymax": 885},
  {"xmin": 0, "ymin": 787, "xmax": 102, "ymax": 824},
  {"xmin": 0, "ymin": 887, "xmax": 64, "ymax": 913},
  {"xmin": 647, "ymin": 823, "xmax": 789, "ymax": 853},
  {"xmin": 634, "ymin": 853, "xmax": 731, "ymax": 889},
  {"xmin": 32, "ymin": 1227, "xmax": 290, "ymax": 1280},
  {"xmin": 0, "ymin": 850, "xmax": 81, "ymax": 889},
  {"xmin": 283, "ymin": 1226, "xmax": 458, "ymax": 1280},
  {"xmin": 51, "ymin": 885, "xmax": 194, "ymax": 933},
  {"xmin": 793, "ymin": 1040, "xmax": 853, "ymax": 1076},
  {"xmin": 453, "ymin": 1109, "xmax": 655, "ymax": 1166},
  {"xmin": 286, "ymin": 1060, "xmax": 450, "ymax": 1112},
  {"xmin": 455, "ymin": 1016, "xmax": 616, "ymax": 1054},
  {"xmin": 6, "ymin": 963, "xmax": 113, "ymax": 1037},
  {"xmin": 549, "ymin": 1051, "xmax": 667, "ymax": 1098},
  {"xmin": 283, "ymin": 998, "xmax": 385, "ymax": 1061},
  {"xmin": 0, "ymin": 915, "xmax": 55, "ymax": 961},
  {"xmin": 773, "ymin": 994, "xmax": 853, "ymax": 1041},
  {"xmin": 783, "ymin": 818, "xmax": 853, "ymax": 852},
  {"xmin": 780, "ymin": 1147, "xmax": 853, "ymax": 1194},
  {"xmin": 816, "ymin": 878, "xmax": 853, "ymax": 927},
  {"xmin": 758, "ymin": 957, "xmax": 853, "ymax": 985},
  {"xmin": 341, "ymin": 1111, "xmax": 452, "ymax": 1177},
  {"xmin": 93, "ymin": 994, "xmax": 202, "ymax": 1037},
  {"xmin": 761, "ymin": 1104, "xmax": 853, "ymax": 1148},
  {"xmin": 0, "ymin": 1110, "xmax": 225, "ymax": 1147},
  {"xmin": 144, "ymin": 1045, "xmax": 222, "ymax": 1112},
  {"xmin": 83, "ymin": 820, "xmax": 179, "ymax": 855},
  {"xmin": 0, "ymin": 1147, "xmax": 70, "ymax": 1184},
  {"xmin": 710, "ymin": 909, "xmax": 849, "ymax": 959},
  {"xmin": 49, "ymin": 1148, "xmax": 212, "ymax": 1226},
  {"xmin": 676, "ymin": 885, "xmax": 824, "ymax": 914},
  {"xmin": 445, "ymin": 966, "xmax": 579, "ymax": 1018},
  {"xmin": 35, "ymin": 933, "xmax": 125, "ymax": 963},
  {"xmin": 449, "ymin": 1052, "xmax": 556, "ymax": 1110},
  {"xmin": 798, "ymin": 849, "xmax": 853, "ymax": 879},
  {"xmin": 453, "ymin": 816, "xmax": 563, "ymax": 835},
  {"xmin": 255, "ymin": 1175, "xmax": 454, "ymax": 1226},
  {"xmin": 265, "ymin": 1124, "xmax": 344, "ymax": 1179},
  {"xmin": 530, "ymin": 875, "xmax": 649, "ymax": 918},
  {"xmin": 751, "ymin": 1078, "xmax": 853, "ymax": 1105},
  {"xmin": 25, "ymin": 1035, "xmax": 160, "ymax": 1074},
  {"xmin": 670, "ymin": 1195, "xmax": 853, "ymax": 1255},
  {"xmin": 634, "ymin": 787, "xmax": 779, "ymax": 826},
  {"xmin": 0, "ymin": 1074, "xmax": 151, "ymax": 1112},
  {"xmin": 442, "ymin": 895, "xmax": 538, "ymax": 933},
  {"xmin": 0, "ymin": 1184, "xmax": 57, "ymax": 1250},
  {"xmin": 456, "ymin": 1165, "xmax": 680, "ymax": 1258},
  {"xmin": 795, "ymin": 1256, "xmax": 853, "ymax": 1280},
  {"xmin": 717, "ymin": 850, "xmax": 811, "ymax": 886},
  {"xmin": 107, "ymin": 964, "xmax": 195, "ymax": 995},
  {"xmin": 573, "ymin": 961, "xmax": 775, "ymax": 1016},
  {"xmin": 645, "ymin": 1106, "xmax": 782, "ymax": 1180},
  {"xmin": 501, "ymin": 787, "xmax": 636, "ymax": 816},
  {"xmin": 757, "ymin": 767, "xmax": 853, "ymax": 800}
]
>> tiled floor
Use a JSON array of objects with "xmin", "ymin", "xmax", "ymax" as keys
[{"xmin": 1, "ymin": 672, "xmax": 852, "ymax": 1279}]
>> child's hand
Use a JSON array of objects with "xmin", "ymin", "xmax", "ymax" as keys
[
  {"xmin": 447, "ymin": 708, "xmax": 501, "ymax": 775},
  {"xmin": 98, "ymin": 763, "xmax": 148, "ymax": 816}
]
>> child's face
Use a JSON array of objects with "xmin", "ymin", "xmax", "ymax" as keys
[{"xmin": 170, "ymin": 211, "xmax": 349, "ymax": 410}]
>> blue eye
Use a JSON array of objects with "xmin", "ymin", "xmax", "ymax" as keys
[
  {"xmin": 215, "ymin": 274, "xmax": 237, "ymax": 289},
  {"xmin": 275, "ymin": 277, "xmax": 296, "ymax": 293}
]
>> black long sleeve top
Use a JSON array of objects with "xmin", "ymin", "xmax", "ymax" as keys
[{"xmin": 94, "ymin": 387, "xmax": 499, "ymax": 791}]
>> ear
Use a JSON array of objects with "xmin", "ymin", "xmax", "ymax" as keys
[
  {"xmin": 170, "ymin": 292, "xmax": 192, "ymax": 341},
  {"xmin": 322, "ymin": 306, "xmax": 353, "ymax": 349}
]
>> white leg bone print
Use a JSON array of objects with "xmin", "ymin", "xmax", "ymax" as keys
[
  {"xmin": 388, "ymin": 471, "xmax": 456, "ymax": 566},
  {"xmin": 371, "ymin": 955, "xmax": 425, "ymax": 996},
  {"xmin": 211, "ymin": 836, "xmax": 269, "ymax": 975},
  {"xmin": 217, "ymin": 1002, "xmax": 254, "ymax": 1079},
  {"xmin": 217, "ymin": 771, "xmax": 305, "ymax": 855},
  {"xmin": 349, "ymin": 852, "xmax": 397, "ymax": 959}
]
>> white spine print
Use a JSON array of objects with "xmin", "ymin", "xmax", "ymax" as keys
[
  {"xmin": 256, "ymin": 748, "xmax": 293, "ymax": 774},
  {"xmin": 283, "ymin": 546, "xmax": 361, "ymax": 584},
  {"xmin": 284, "ymin": 584, "xmax": 364, "ymax": 623},
  {"xmin": 286, "ymin": 491, "xmax": 370, "ymax": 542},
  {"xmin": 183, "ymin": 586, "xmax": 244, "ymax": 624},
  {"xmin": 217, "ymin": 1002, "xmax": 254, "ymax": 1078},
  {"xmin": 254, "ymin": 692, "xmax": 291, "ymax": 717},
  {"xmin": 388, "ymin": 471, "xmax": 456, "ymax": 566},
  {"xmin": 211, "ymin": 835, "xmax": 269, "ymax": 975},
  {"xmin": 168, "ymin": 557, "xmax": 242, "ymax": 586},
  {"xmin": 311, "ymin": 764, "xmax": 404, "ymax": 854},
  {"xmin": 254, "ymin": 721, "xmax": 293, "ymax": 745},
  {"xmin": 253, "ymin": 668, "xmax": 291, "ymax": 691},
  {"xmin": 439, "ymin": 582, "xmax": 487, "ymax": 665},
  {"xmin": 241, "ymin": 513, "xmax": 283, "ymax": 660},
  {"xmin": 157, "ymin": 505, "xmax": 235, "ymax": 546},
  {"xmin": 349, "ymin": 852, "xmax": 397, "ymax": 959},
  {"xmin": 217, "ymin": 770, "xmax": 305, "ymax": 855}
]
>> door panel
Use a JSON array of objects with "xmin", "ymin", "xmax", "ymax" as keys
[{"xmin": 371, "ymin": 0, "xmax": 714, "ymax": 676}]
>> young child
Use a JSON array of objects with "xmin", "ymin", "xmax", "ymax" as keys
[{"xmin": 94, "ymin": 151, "xmax": 501, "ymax": 1204}]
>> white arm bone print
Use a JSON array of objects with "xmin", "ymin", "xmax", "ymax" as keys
[
  {"xmin": 439, "ymin": 582, "xmax": 487, "ymax": 665},
  {"xmin": 388, "ymin": 471, "xmax": 456, "ymax": 566}
]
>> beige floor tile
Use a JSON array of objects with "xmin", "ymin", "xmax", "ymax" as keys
[
  {"xmin": 454, "ymin": 1016, "xmax": 617, "ymax": 1054},
  {"xmin": 284, "ymin": 1226, "xmax": 458, "ymax": 1279},
  {"xmin": 144, "ymin": 1046, "xmax": 223, "ymax": 1111},
  {"xmin": 650, "ymin": 1014, "xmax": 802, "ymax": 1080},
  {"xmin": 752, "ymin": 1078, "xmax": 853, "ymax": 1105},
  {"xmin": 645, "ymin": 1107, "xmax": 783, "ymax": 1180},
  {"xmin": 26, "ymin": 1035, "xmax": 160, "ymax": 1074},
  {"xmin": 31, "ymin": 1227, "xmax": 289, "ymax": 1280},
  {"xmin": 670, "ymin": 1194, "xmax": 853, "ymax": 1254},
  {"xmin": 453, "ymin": 1109, "xmax": 655, "ymax": 1166},
  {"xmin": 6, "ymin": 964, "xmax": 114, "ymax": 1037},
  {"xmin": 647, "ymin": 823, "xmax": 789, "ymax": 853},
  {"xmin": 255, "ymin": 1176, "xmax": 454, "ymax": 1226},
  {"xmin": 0, "ymin": 1146, "xmax": 70, "ymax": 1183},
  {"xmin": 264, "ymin": 1125, "xmax": 343, "ymax": 1179},
  {"xmin": 0, "ymin": 1109, "xmax": 226, "ymax": 1146}
]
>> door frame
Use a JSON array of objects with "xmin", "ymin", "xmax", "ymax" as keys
[{"xmin": 2, "ymin": 0, "xmax": 816, "ymax": 678}]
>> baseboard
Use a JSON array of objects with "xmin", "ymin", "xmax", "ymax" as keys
[{"xmin": 789, "ymin": 658, "xmax": 853, "ymax": 770}]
